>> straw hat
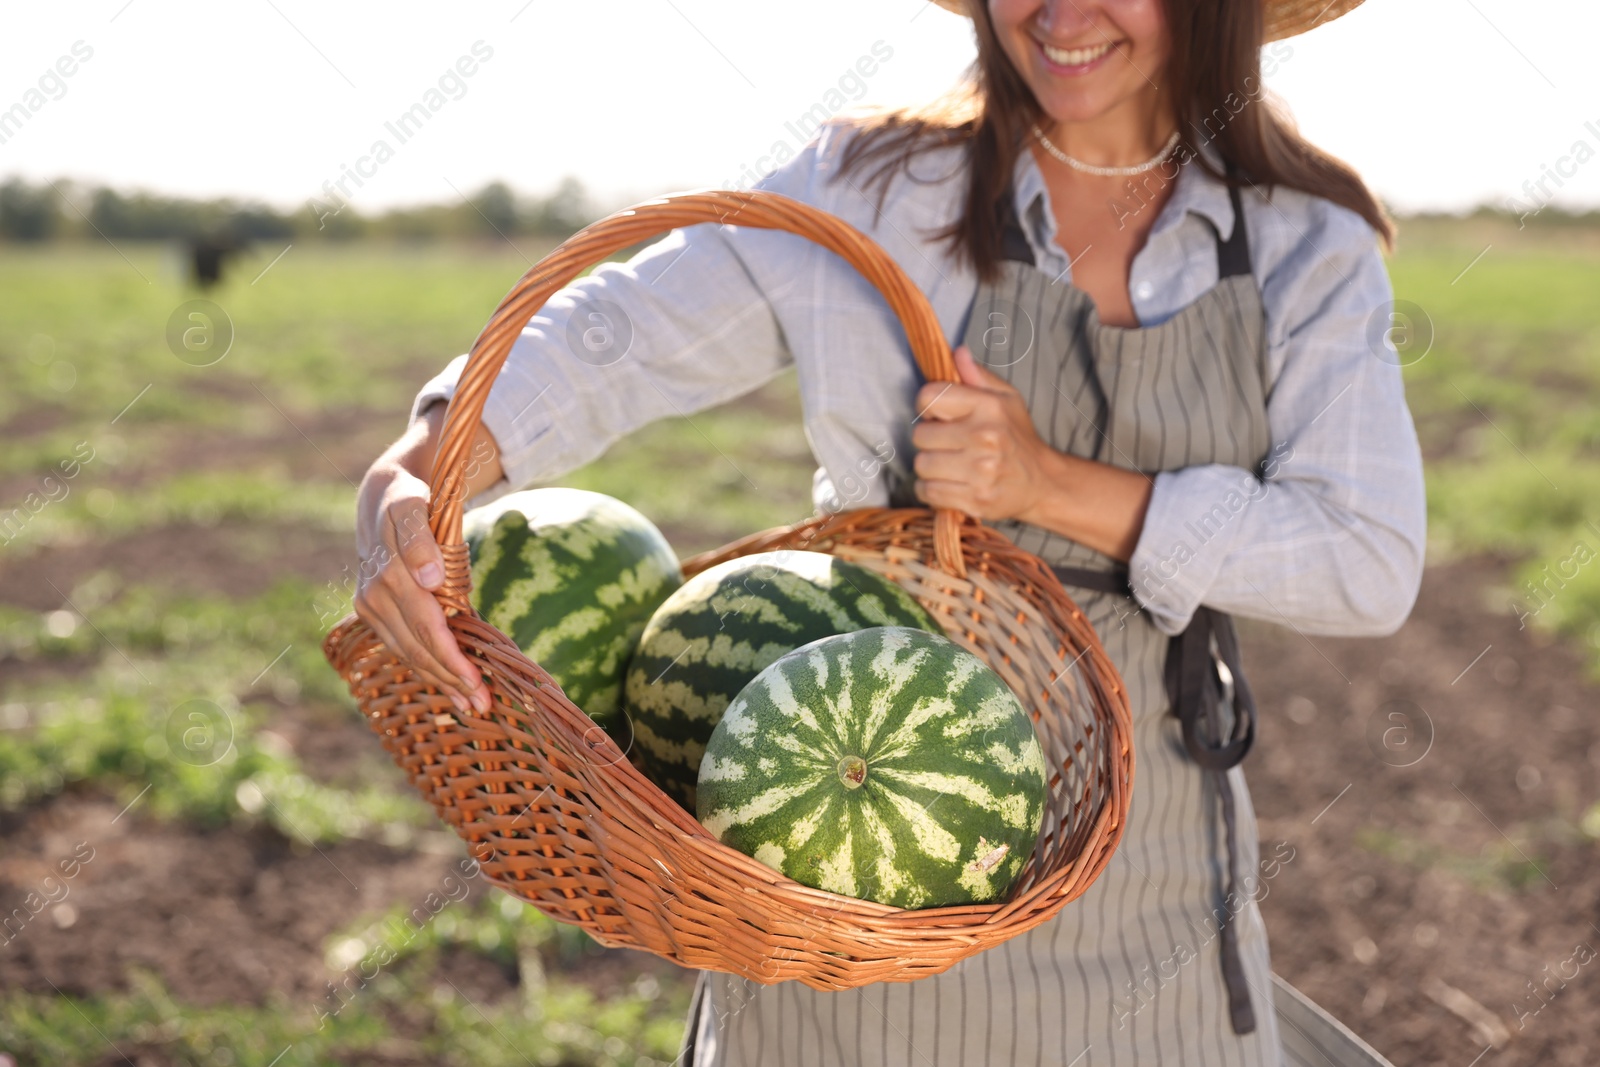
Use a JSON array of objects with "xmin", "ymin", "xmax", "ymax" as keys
[{"xmin": 926, "ymin": 0, "xmax": 1364, "ymax": 43}]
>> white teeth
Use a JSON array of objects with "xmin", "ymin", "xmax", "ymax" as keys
[{"xmin": 1041, "ymin": 41, "xmax": 1115, "ymax": 67}]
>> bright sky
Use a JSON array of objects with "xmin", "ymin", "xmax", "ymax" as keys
[{"xmin": 3, "ymin": 0, "xmax": 1598, "ymax": 218}]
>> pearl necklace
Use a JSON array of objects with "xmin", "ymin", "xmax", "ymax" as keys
[{"xmin": 1030, "ymin": 124, "xmax": 1181, "ymax": 177}]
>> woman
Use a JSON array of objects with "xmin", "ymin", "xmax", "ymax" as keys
[{"xmin": 354, "ymin": 0, "xmax": 1425, "ymax": 1062}]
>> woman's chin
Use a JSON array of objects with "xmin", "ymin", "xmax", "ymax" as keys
[{"xmin": 1031, "ymin": 98, "xmax": 1119, "ymax": 129}]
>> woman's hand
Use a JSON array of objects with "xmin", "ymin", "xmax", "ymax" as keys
[
  {"xmin": 911, "ymin": 346, "xmax": 1052, "ymax": 523},
  {"xmin": 353, "ymin": 402, "xmax": 503, "ymax": 713},
  {"xmin": 911, "ymin": 345, "xmax": 1155, "ymax": 561}
]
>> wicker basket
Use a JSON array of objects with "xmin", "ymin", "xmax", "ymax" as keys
[{"xmin": 323, "ymin": 189, "xmax": 1134, "ymax": 991}]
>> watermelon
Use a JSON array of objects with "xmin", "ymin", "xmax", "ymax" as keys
[
  {"xmin": 697, "ymin": 626, "xmax": 1047, "ymax": 910},
  {"xmin": 464, "ymin": 488, "xmax": 682, "ymax": 729},
  {"xmin": 622, "ymin": 550, "xmax": 940, "ymax": 811}
]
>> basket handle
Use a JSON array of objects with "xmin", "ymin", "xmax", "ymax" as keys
[{"xmin": 427, "ymin": 189, "xmax": 969, "ymax": 603}]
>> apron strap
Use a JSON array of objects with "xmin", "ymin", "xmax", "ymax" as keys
[
  {"xmin": 1048, "ymin": 565, "xmax": 1257, "ymax": 769},
  {"xmin": 1215, "ymin": 179, "xmax": 1253, "ymax": 280},
  {"xmin": 1169, "ymin": 607, "xmax": 1257, "ymax": 770},
  {"xmin": 1051, "ymin": 563, "xmax": 1258, "ymax": 1035},
  {"xmin": 998, "ymin": 193, "xmax": 1036, "ymax": 266}
]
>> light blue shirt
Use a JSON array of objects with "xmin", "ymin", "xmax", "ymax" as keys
[{"xmin": 414, "ymin": 119, "xmax": 1426, "ymax": 638}]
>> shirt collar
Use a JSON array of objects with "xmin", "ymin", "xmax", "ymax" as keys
[{"xmin": 1010, "ymin": 136, "xmax": 1237, "ymax": 254}]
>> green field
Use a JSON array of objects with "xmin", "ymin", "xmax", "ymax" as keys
[
  {"xmin": 1388, "ymin": 220, "xmax": 1600, "ymax": 654},
  {"xmin": 1, "ymin": 219, "xmax": 1599, "ymax": 1064},
  {"xmin": 0, "ymin": 240, "xmax": 748, "ymax": 1066}
]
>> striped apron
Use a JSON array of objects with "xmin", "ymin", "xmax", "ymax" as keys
[{"xmin": 679, "ymin": 185, "xmax": 1383, "ymax": 1066}]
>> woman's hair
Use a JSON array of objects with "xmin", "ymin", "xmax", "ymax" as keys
[{"xmin": 835, "ymin": 0, "xmax": 1394, "ymax": 283}]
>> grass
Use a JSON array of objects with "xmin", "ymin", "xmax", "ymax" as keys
[
  {"xmin": 1353, "ymin": 826, "xmax": 1555, "ymax": 893},
  {"xmin": 0, "ymin": 947, "xmax": 688, "ymax": 1062},
  {"xmin": 0, "ymin": 580, "xmax": 431, "ymax": 842},
  {"xmin": 0, "ymin": 896, "xmax": 689, "ymax": 1066},
  {"xmin": 0, "ymin": 978, "xmax": 685, "ymax": 1067},
  {"xmin": 1388, "ymin": 221, "xmax": 1600, "ymax": 670},
  {"xmin": 0, "ymin": 242, "xmax": 554, "ymax": 433},
  {"xmin": 1, "ymin": 470, "xmax": 356, "ymax": 552}
]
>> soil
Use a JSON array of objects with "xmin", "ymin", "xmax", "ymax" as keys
[
  {"xmin": 0, "ymin": 790, "xmax": 679, "ymax": 1011},
  {"xmin": 1, "ymin": 520, "xmax": 355, "ymax": 609},
  {"xmin": 0, "ymin": 792, "xmax": 482, "ymax": 1007},
  {"xmin": 1243, "ymin": 556, "xmax": 1600, "ymax": 1066}
]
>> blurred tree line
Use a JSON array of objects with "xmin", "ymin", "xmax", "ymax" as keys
[
  {"xmin": 0, "ymin": 175, "xmax": 597, "ymax": 243},
  {"xmin": 9, "ymin": 174, "xmax": 1599, "ymax": 247}
]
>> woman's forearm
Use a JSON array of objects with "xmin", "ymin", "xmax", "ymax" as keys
[
  {"xmin": 911, "ymin": 346, "xmax": 1153, "ymax": 561},
  {"xmin": 1017, "ymin": 448, "xmax": 1154, "ymax": 563},
  {"xmin": 410, "ymin": 401, "xmax": 507, "ymax": 499}
]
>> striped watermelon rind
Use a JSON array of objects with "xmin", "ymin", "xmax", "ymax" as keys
[
  {"xmin": 622, "ymin": 550, "xmax": 941, "ymax": 812},
  {"xmin": 465, "ymin": 488, "xmax": 683, "ymax": 729},
  {"xmin": 697, "ymin": 626, "xmax": 1048, "ymax": 910}
]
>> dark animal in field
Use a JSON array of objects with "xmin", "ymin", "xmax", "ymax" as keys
[{"xmin": 188, "ymin": 232, "xmax": 242, "ymax": 289}]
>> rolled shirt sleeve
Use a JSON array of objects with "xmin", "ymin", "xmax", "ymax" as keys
[{"xmin": 1127, "ymin": 199, "xmax": 1427, "ymax": 638}]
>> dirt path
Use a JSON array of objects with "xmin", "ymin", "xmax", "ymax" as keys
[{"xmin": 1244, "ymin": 557, "xmax": 1600, "ymax": 1066}]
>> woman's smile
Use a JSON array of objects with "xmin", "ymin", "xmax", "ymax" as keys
[{"xmin": 1034, "ymin": 36, "xmax": 1123, "ymax": 76}]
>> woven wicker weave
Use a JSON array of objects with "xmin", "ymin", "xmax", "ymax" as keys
[{"xmin": 323, "ymin": 189, "xmax": 1134, "ymax": 991}]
